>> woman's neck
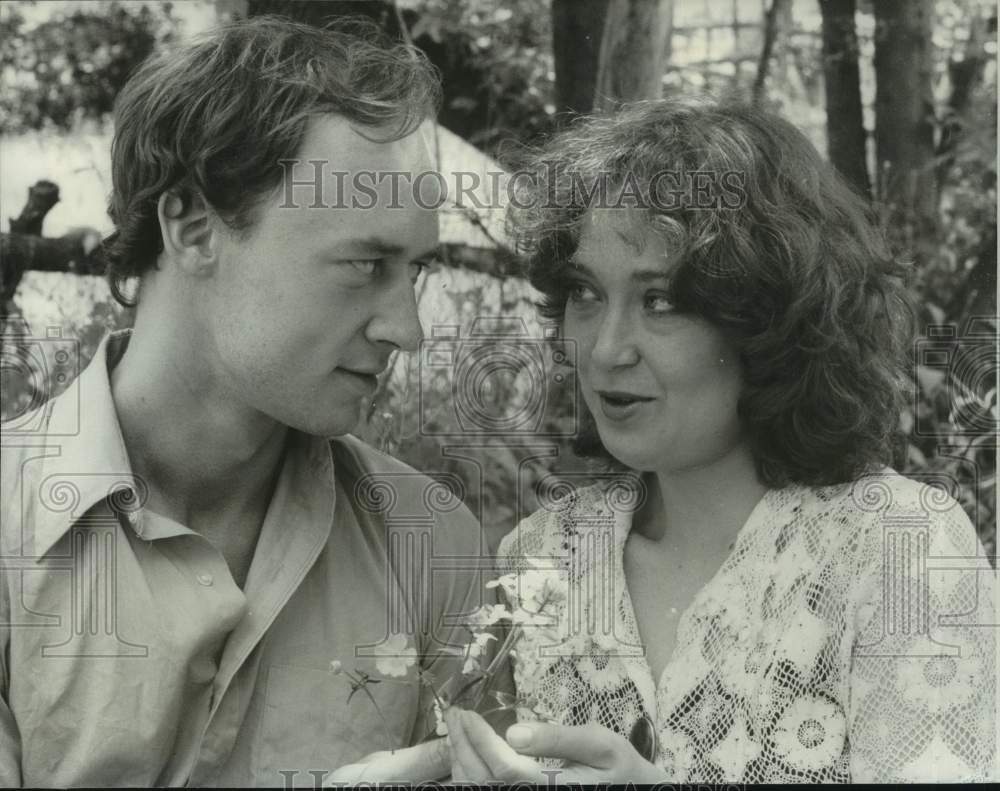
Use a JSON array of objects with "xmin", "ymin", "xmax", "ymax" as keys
[{"xmin": 632, "ymin": 442, "xmax": 769, "ymax": 552}]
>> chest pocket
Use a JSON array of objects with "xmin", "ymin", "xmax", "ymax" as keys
[{"xmin": 254, "ymin": 663, "xmax": 418, "ymax": 785}]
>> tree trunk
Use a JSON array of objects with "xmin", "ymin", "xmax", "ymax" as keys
[
  {"xmin": 551, "ymin": 0, "xmax": 610, "ymax": 120},
  {"xmin": 753, "ymin": 0, "xmax": 791, "ymax": 103},
  {"xmin": 872, "ymin": 0, "xmax": 937, "ymax": 237},
  {"xmin": 936, "ymin": 9, "xmax": 993, "ymax": 187},
  {"xmin": 818, "ymin": 0, "xmax": 870, "ymax": 197},
  {"xmin": 594, "ymin": 0, "xmax": 673, "ymax": 113}
]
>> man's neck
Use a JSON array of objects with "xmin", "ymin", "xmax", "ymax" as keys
[{"xmin": 108, "ymin": 315, "xmax": 289, "ymax": 530}]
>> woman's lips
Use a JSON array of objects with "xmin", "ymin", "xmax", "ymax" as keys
[{"xmin": 596, "ymin": 391, "xmax": 655, "ymax": 421}]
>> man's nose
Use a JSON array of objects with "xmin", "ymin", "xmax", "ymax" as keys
[{"xmin": 368, "ymin": 278, "xmax": 424, "ymax": 352}]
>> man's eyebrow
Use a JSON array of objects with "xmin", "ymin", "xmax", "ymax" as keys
[
  {"xmin": 331, "ymin": 238, "xmax": 440, "ymax": 264},
  {"xmin": 331, "ymin": 237, "xmax": 407, "ymax": 256},
  {"xmin": 412, "ymin": 246, "xmax": 440, "ymax": 262}
]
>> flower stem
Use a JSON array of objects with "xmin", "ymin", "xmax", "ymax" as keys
[
  {"xmin": 470, "ymin": 626, "xmax": 523, "ymax": 711},
  {"xmin": 358, "ymin": 682, "xmax": 396, "ymax": 755}
]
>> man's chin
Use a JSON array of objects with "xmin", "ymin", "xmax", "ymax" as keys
[{"xmin": 279, "ymin": 403, "xmax": 365, "ymax": 439}]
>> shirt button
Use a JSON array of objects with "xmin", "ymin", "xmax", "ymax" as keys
[{"xmin": 196, "ymin": 573, "xmax": 214, "ymax": 587}]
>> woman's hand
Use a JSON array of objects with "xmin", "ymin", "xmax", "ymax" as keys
[
  {"xmin": 445, "ymin": 708, "xmax": 669, "ymax": 784},
  {"xmin": 326, "ymin": 738, "xmax": 449, "ymax": 784}
]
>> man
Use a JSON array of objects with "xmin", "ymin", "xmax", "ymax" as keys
[{"xmin": 1, "ymin": 17, "xmax": 496, "ymax": 786}]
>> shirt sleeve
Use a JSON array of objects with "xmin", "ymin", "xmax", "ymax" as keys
[
  {"xmin": 848, "ymin": 499, "xmax": 997, "ymax": 782},
  {"xmin": 1, "ymin": 574, "xmax": 23, "ymax": 787}
]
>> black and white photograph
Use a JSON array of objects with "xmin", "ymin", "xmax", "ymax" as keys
[{"xmin": 0, "ymin": 0, "xmax": 997, "ymax": 785}]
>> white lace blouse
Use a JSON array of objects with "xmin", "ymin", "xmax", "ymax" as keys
[{"xmin": 496, "ymin": 470, "xmax": 997, "ymax": 783}]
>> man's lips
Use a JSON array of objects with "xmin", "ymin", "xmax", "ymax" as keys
[{"xmin": 339, "ymin": 368, "xmax": 381, "ymax": 390}]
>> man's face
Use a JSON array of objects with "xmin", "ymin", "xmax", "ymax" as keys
[{"xmin": 199, "ymin": 116, "xmax": 438, "ymax": 437}]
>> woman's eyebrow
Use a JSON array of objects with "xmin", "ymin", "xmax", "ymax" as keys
[
  {"xmin": 630, "ymin": 269, "xmax": 671, "ymax": 283},
  {"xmin": 566, "ymin": 259, "xmax": 670, "ymax": 283}
]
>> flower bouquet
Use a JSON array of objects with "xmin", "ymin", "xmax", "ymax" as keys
[{"xmin": 331, "ymin": 560, "xmax": 568, "ymax": 746}]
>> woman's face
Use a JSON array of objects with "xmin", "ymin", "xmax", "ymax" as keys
[{"xmin": 563, "ymin": 208, "xmax": 745, "ymax": 474}]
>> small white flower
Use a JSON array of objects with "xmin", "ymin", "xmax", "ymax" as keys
[
  {"xmin": 461, "ymin": 631, "xmax": 497, "ymax": 674},
  {"xmin": 373, "ymin": 634, "xmax": 417, "ymax": 677},
  {"xmin": 522, "ymin": 568, "xmax": 568, "ymax": 612},
  {"xmin": 329, "ymin": 659, "xmax": 343, "ymax": 675},
  {"xmin": 771, "ymin": 695, "xmax": 846, "ymax": 771},
  {"xmin": 433, "ymin": 699, "xmax": 448, "ymax": 736},
  {"xmin": 510, "ymin": 607, "xmax": 558, "ymax": 626},
  {"xmin": 486, "ymin": 574, "xmax": 517, "ymax": 598},
  {"xmin": 467, "ymin": 603, "xmax": 511, "ymax": 628},
  {"xmin": 495, "ymin": 564, "xmax": 568, "ymax": 614}
]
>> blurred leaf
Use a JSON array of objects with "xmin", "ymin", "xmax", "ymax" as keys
[
  {"xmin": 492, "ymin": 690, "xmax": 518, "ymax": 708},
  {"xmin": 916, "ymin": 364, "xmax": 948, "ymax": 395},
  {"xmin": 907, "ymin": 443, "xmax": 928, "ymax": 467}
]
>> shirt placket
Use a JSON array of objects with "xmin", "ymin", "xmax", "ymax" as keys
[{"xmin": 186, "ymin": 445, "xmax": 335, "ymax": 786}]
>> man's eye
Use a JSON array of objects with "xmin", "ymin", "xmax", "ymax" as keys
[
  {"xmin": 346, "ymin": 260, "xmax": 381, "ymax": 276},
  {"xmin": 408, "ymin": 259, "xmax": 430, "ymax": 283},
  {"xmin": 645, "ymin": 292, "xmax": 674, "ymax": 314}
]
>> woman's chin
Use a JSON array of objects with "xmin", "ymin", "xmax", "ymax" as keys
[{"xmin": 599, "ymin": 437, "xmax": 661, "ymax": 473}]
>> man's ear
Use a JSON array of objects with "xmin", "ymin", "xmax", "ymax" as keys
[{"xmin": 157, "ymin": 188, "xmax": 218, "ymax": 276}]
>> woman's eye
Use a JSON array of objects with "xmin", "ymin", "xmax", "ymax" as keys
[
  {"xmin": 346, "ymin": 260, "xmax": 381, "ymax": 276},
  {"xmin": 645, "ymin": 292, "xmax": 674, "ymax": 314},
  {"xmin": 567, "ymin": 282, "xmax": 599, "ymax": 304}
]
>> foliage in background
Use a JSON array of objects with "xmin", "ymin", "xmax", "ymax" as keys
[
  {"xmin": 0, "ymin": 0, "xmax": 995, "ymax": 561},
  {"xmin": 402, "ymin": 0, "xmax": 555, "ymax": 154},
  {"xmin": 0, "ymin": 0, "xmax": 175, "ymax": 134}
]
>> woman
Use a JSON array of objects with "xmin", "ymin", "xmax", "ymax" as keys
[{"xmin": 445, "ymin": 97, "xmax": 996, "ymax": 783}]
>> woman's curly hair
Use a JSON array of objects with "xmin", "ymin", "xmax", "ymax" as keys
[
  {"xmin": 104, "ymin": 15, "xmax": 440, "ymax": 307},
  {"xmin": 508, "ymin": 96, "xmax": 916, "ymax": 488}
]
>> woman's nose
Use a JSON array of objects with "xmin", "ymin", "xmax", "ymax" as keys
[{"xmin": 589, "ymin": 309, "xmax": 640, "ymax": 370}]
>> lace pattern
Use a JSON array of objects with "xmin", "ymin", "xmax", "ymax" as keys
[{"xmin": 497, "ymin": 471, "xmax": 997, "ymax": 782}]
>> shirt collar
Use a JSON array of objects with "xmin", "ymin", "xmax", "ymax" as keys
[
  {"xmin": 29, "ymin": 330, "xmax": 339, "ymax": 559},
  {"xmin": 29, "ymin": 330, "xmax": 139, "ymax": 557}
]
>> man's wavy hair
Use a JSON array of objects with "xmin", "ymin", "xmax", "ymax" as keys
[
  {"xmin": 509, "ymin": 96, "xmax": 915, "ymax": 488},
  {"xmin": 104, "ymin": 15, "xmax": 440, "ymax": 307}
]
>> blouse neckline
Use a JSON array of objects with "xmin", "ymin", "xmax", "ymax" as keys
[{"xmin": 609, "ymin": 480, "xmax": 805, "ymax": 711}]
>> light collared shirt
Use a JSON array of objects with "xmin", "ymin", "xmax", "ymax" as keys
[{"xmin": 1, "ymin": 331, "xmax": 497, "ymax": 786}]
